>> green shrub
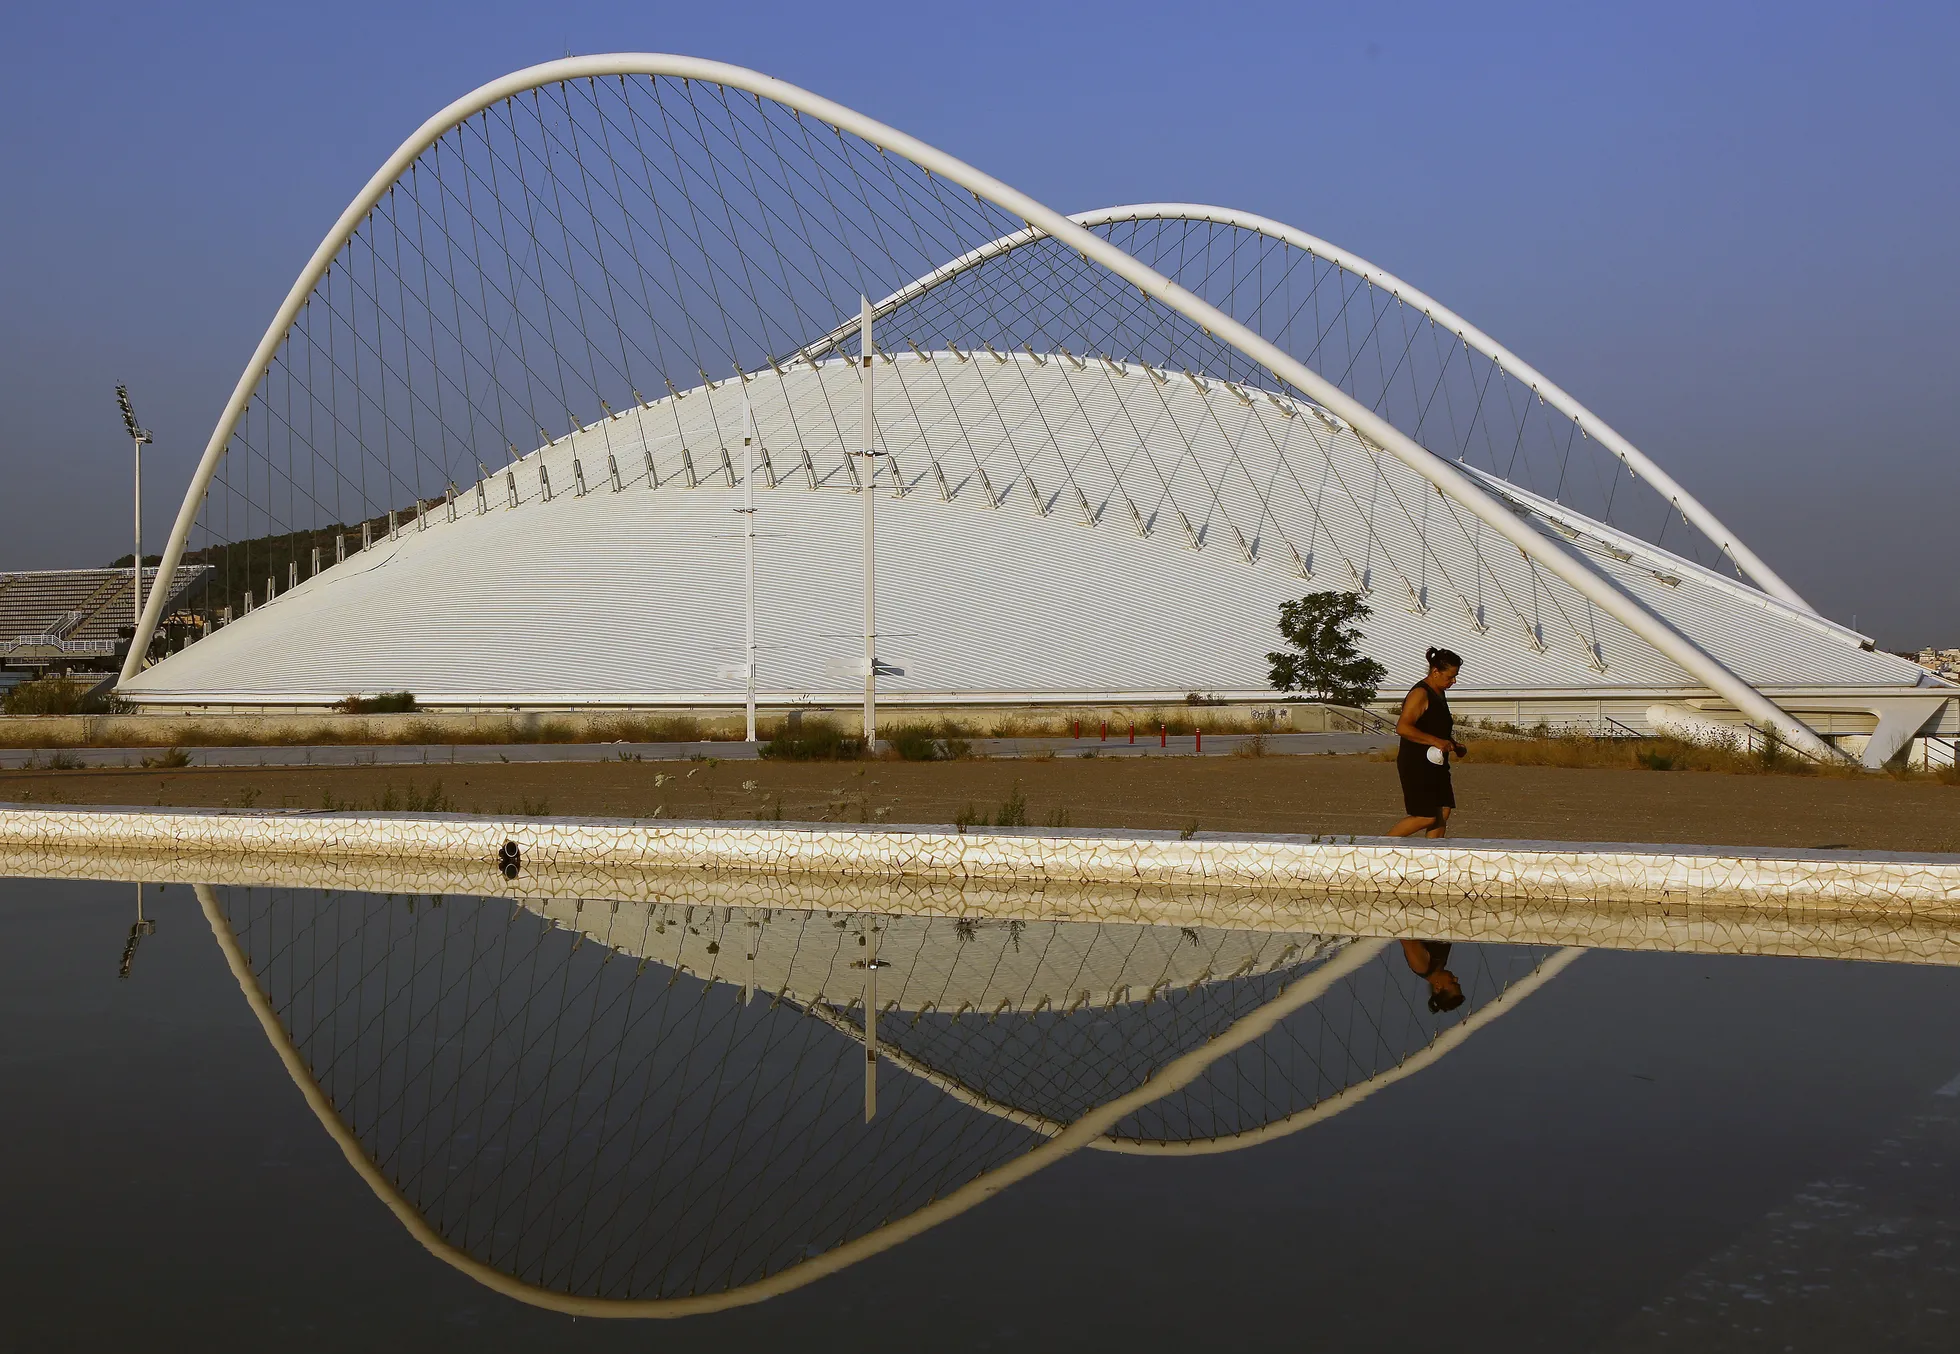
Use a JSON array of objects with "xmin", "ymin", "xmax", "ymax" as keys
[
  {"xmin": 2, "ymin": 676, "xmax": 112, "ymax": 716},
  {"xmin": 993, "ymin": 783, "xmax": 1029, "ymax": 827},
  {"xmin": 886, "ymin": 723, "xmax": 973, "ymax": 761},
  {"xmin": 1757, "ymin": 726, "xmax": 1784, "ymax": 770},
  {"xmin": 336, "ymin": 691, "xmax": 418, "ymax": 714},
  {"xmin": 375, "ymin": 779, "xmax": 457, "ymax": 812},
  {"xmin": 761, "ymin": 717, "xmax": 863, "ymax": 760},
  {"xmin": 887, "ymin": 725, "xmax": 938, "ymax": 760}
]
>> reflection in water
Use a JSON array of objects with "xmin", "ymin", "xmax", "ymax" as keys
[
  {"xmin": 192, "ymin": 882, "xmax": 1576, "ymax": 1316},
  {"xmin": 1401, "ymin": 939, "xmax": 1465, "ymax": 1013},
  {"xmin": 118, "ymin": 882, "xmax": 157, "ymax": 981},
  {"xmin": 19, "ymin": 844, "xmax": 1960, "ymax": 965}
]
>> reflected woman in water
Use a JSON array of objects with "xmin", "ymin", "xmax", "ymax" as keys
[{"xmin": 1401, "ymin": 940, "xmax": 1465, "ymax": 1013}]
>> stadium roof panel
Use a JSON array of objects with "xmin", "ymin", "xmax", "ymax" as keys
[{"xmin": 121, "ymin": 357, "xmax": 1924, "ymax": 707}]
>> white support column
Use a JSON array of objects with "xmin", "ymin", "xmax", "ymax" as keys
[
  {"xmin": 132, "ymin": 435, "xmax": 143, "ymax": 628},
  {"xmin": 741, "ymin": 377, "xmax": 758, "ymax": 744},
  {"xmin": 1860, "ymin": 697, "xmax": 1945, "ymax": 769},
  {"xmin": 860, "ymin": 296, "xmax": 877, "ymax": 747},
  {"xmin": 863, "ymin": 919, "xmax": 879, "ymax": 1123}
]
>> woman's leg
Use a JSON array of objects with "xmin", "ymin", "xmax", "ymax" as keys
[
  {"xmin": 1389, "ymin": 814, "xmax": 1438, "ymax": 837},
  {"xmin": 1425, "ymin": 806, "xmax": 1451, "ymax": 839}
]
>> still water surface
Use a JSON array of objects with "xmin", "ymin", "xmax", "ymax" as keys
[{"xmin": 4, "ymin": 875, "xmax": 1957, "ymax": 1351}]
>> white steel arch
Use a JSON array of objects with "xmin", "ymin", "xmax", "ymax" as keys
[
  {"xmin": 194, "ymin": 884, "xmax": 1411, "ymax": 1318},
  {"xmin": 791, "ymin": 941, "xmax": 1585, "ymax": 1156},
  {"xmin": 125, "ymin": 55, "xmax": 1842, "ymax": 762},
  {"xmin": 823, "ymin": 203, "xmax": 1814, "ymax": 615}
]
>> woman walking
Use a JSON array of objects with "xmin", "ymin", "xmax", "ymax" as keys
[{"xmin": 1390, "ymin": 647, "xmax": 1466, "ymax": 838}]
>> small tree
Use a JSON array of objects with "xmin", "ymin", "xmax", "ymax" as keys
[{"xmin": 1267, "ymin": 591, "xmax": 1388, "ymax": 706}]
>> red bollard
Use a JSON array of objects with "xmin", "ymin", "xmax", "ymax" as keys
[
  {"xmin": 1071, "ymin": 718, "xmax": 1080, "ymax": 739},
  {"xmin": 1159, "ymin": 724, "xmax": 1167, "ymax": 748},
  {"xmin": 1128, "ymin": 723, "xmax": 1135, "ymax": 745},
  {"xmin": 1196, "ymin": 729, "xmax": 1202, "ymax": 754},
  {"xmin": 1100, "ymin": 720, "xmax": 1107, "ymax": 742}
]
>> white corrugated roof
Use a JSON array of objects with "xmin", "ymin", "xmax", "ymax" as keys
[
  {"xmin": 528, "ymin": 900, "xmax": 1339, "ymax": 1013},
  {"xmin": 126, "ymin": 356, "xmax": 1926, "ymax": 705}
]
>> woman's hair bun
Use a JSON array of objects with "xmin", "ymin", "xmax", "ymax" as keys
[{"xmin": 1425, "ymin": 646, "xmax": 1463, "ymax": 670}]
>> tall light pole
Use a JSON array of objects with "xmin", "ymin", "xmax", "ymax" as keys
[
  {"xmin": 739, "ymin": 375, "xmax": 758, "ymax": 743},
  {"xmin": 858, "ymin": 296, "xmax": 879, "ymax": 748},
  {"xmin": 116, "ymin": 385, "xmax": 153, "ymax": 631}
]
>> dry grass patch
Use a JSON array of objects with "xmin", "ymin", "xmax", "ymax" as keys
[{"xmin": 1442, "ymin": 730, "xmax": 1916, "ymax": 780}]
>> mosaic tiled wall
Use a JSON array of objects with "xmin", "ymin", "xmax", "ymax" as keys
[
  {"xmin": 8, "ymin": 844, "xmax": 1957, "ymax": 968},
  {"xmin": 3, "ymin": 802, "xmax": 1959, "ymax": 914}
]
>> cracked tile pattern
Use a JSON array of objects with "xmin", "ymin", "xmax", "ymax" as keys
[
  {"xmin": 3, "ymin": 803, "xmax": 1959, "ymax": 917},
  {"xmin": 8, "ymin": 845, "xmax": 1958, "ymax": 967}
]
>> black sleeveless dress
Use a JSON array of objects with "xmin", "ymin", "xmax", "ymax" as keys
[{"xmin": 1396, "ymin": 680, "xmax": 1455, "ymax": 816}]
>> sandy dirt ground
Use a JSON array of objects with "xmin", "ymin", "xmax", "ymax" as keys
[{"xmin": 3, "ymin": 753, "xmax": 1956, "ymax": 853}]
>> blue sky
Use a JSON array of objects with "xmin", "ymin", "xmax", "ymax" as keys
[{"xmin": 2, "ymin": 0, "xmax": 1955, "ymax": 643}]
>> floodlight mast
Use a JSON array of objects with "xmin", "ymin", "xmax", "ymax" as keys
[{"xmin": 115, "ymin": 385, "xmax": 153, "ymax": 634}]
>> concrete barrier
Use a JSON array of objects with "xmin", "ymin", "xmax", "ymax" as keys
[{"xmin": 3, "ymin": 802, "xmax": 1958, "ymax": 912}]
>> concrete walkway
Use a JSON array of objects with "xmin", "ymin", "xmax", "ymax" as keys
[{"xmin": 0, "ymin": 730, "xmax": 1391, "ymax": 770}]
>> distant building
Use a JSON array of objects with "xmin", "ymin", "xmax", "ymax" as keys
[
  {"xmin": 0, "ymin": 566, "xmax": 210, "ymax": 682},
  {"xmin": 1912, "ymin": 648, "xmax": 1960, "ymax": 682}
]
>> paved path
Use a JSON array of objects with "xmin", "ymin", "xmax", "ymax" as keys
[{"xmin": 0, "ymin": 730, "xmax": 1391, "ymax": 770}]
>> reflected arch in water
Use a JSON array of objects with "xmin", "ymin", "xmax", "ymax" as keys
[
  {"xmin": 522, "ymin": 892, "xmax": 1578, "ymax": 1150},
  {"xmin": 196, "ymin": 884, "xmax": 1576, "ymax": 1315}
]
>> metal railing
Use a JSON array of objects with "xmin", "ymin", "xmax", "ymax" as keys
[
  {"xmin": 1, "ymin": 634, "xmax": 118, "ymax": 656},
  {"xmin": 1325, "ymin": 704, "xmax": 1397, "ymax": 737}
]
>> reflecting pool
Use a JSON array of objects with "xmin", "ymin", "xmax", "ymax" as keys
[{"xmin": 4, "ymin": 872, "xmax": 1957, "ymax": 1350}]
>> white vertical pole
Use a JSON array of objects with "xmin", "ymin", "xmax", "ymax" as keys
[
  {"xmin": 132, "ymin": 434, "xmax": 144, "ymax": 628},
  {"xmin": 863, "ymin": 920, "xmax": 878, "ymax": 1122},
  {"xmin": 860, "ymin": 296, "xmax": 877, "ymax": 748},
  {"xmin": 741, "ymin": 377, "xmax": 758, "ymax": 743}
]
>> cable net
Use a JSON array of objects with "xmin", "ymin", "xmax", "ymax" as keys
[
  {"xmin": 167, "ymin": 71, "xmax": 1696, "ymax": 688},
  {"xmin": 1088, "ymin": 214, "xmax": 1751, "ymax": 581},
  {"xmin": 211, "ymin": 883, "xmax": 1569, "ymax": 1305}
]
